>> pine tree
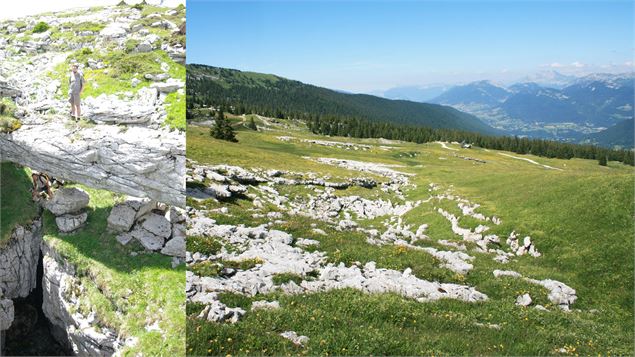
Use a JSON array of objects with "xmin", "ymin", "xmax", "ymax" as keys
[
  {"xmin": 247, "ymin": 117, "xmax": 258, "ymax": 131},
  {"xmin": 210, "ymin": 110, "xmax": 237, "ymax": 142},
  {"xmin": 598, "ymin": 154, "xmax": 607, "ymax": 166}
]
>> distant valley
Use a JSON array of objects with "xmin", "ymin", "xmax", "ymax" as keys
[{"xmin": 381, "ymin": 72, "xmax": 634, "ymax": 148}]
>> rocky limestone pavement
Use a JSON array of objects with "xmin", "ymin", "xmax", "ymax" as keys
[
  {"xmin": 41, "ymin": 240, "xmax": 126, "ymax": 356},
  {"xmin": 1, "ymin": 123, "xmax": 185, "ymax": 207},
  {"xmin": 0, "ymin": 219, "xmax": 43, "ymax": 299},
  {"xmin": 492, "ymin": 270, "xmax": 577, "ymax": 311},
  {"xmin": 186, "ymin": 216, "xmax": 488, "ymax": 324}
]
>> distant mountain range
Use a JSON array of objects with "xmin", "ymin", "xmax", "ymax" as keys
[
  {"xmin": 421, "ymin": 73, "xmax": 634, "ymax": 147},
  {"xmin": 187, "ymin": 64, "xmax": 499, "ymax": 135}
]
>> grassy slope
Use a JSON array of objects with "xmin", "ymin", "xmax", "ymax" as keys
[
  {"xmin": 42, "ymin": 185, "xmax": 185, "ymax": 356},
  {"xmin": 0, "ymin": 163, "xmax": 39, "ymax": 244},
  {"xmin": 186, "ymin": 117, "xmax": 634, "ymax": 356}
]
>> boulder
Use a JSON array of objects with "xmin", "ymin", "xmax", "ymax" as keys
[
  {"xmin": 161, "ymin": 234, "xmax": 185, "ymax": 257},
  {"xmin": 100, "ymin": 22, "xmax": 128, "ymax": 38},
  {"xmin": 0, "ymin": 78, "xmax": 21, "ymax": 97},
  {"xmin": 150, "ymin": 79, "xmax": 183, "ymax": 93},
  {"xmin": 144, "ymin": 73, "xmax": 170, "ymax": 82},
  {"xmin": 107, "ymin": 203, "xmax": 137, "ymax": 233},
  {"xmin": 515, "ymin": 293, "xmax": 532, "ymax": 307},
  {"xmin": 43, "ymin": 187, "xmax": 90, "ymax": 215},
  {"xmin": 139, "ymin": 213, "xmax": 171, "ymax": 239},
  {"xmin": 55, "ymin": 211, "xmax": 88, "ymax": 233},
  {"xmin": 130, "ymin": 227, "xmax": 165, "ymax": 251}
]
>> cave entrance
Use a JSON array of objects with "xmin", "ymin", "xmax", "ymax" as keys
[{"xmin": 3, "ymin": 251, "xmax": 72, "ymax": 356}]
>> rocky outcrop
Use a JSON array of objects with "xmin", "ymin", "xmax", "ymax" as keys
[
  {"xmin": 0, "ymin": 219, "xmax": 43, "ymax": 299},
  {"xmin": 109, "ymin": 197, "xmax": 186, "ymax": 257},
  {"xmin": 0, "ymin": 123, "xmax": 185, "ymax": 207},
  {"xmin": 41, "ymin": 240, "xmax": 124, "ymax": 356}
]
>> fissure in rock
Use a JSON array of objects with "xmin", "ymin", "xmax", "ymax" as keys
[{"xmin": 3, "ymin": 251, "xmax": 71, "ymax": 356}]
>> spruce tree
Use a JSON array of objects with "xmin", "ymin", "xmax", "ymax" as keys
[
  {"xmin": 598, "ymin": 154, "xmax": 607, "ymax": 166},
  {"xmin": 210, "ymin": 110, "xmax": 238, "ymax": 142},
  {"xmin": 247, "ymin": 117, "xmax": 258, "ymax": 131}
]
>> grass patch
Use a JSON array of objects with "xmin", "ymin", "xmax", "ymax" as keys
[
  {"xmin": 0, "ymin": 163, "xmax": 39, "ymax": 244},
  {"xmin": 187, "ymin": 235, "xmax": 223, "ymax": 256},
  {"xmin": 272, "ymin": 273, "xmax": 304, "ymax": 285},
  {"xmin": 164, "ymin": 91, "xmax": 185, "ymax": 130}
]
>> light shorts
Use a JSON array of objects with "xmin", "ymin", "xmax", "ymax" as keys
[{"xmin": 69, "ymin": 92, "xmax": 81, "ymax": 106}]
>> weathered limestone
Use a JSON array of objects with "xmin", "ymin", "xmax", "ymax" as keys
[
  {"xmin": 0, "ymin": 219, "xmax": 43, "ymax": 299},
  {"xmin": 55, "ymin": 212, "xmax": 88, "ymax": 233},
  {"xmin": 1, "ymin": 123, "xmax": 185, "ymax": 207},
  {"xmin": 0, "ymin": 293, "xmax": 14, "ymax": 331},
  {"xmin": 280, "ymin": 331, "xmax": 309, "ymax": 346},
  {"xmin": 41, "ymin": 240, "xmax": 124, "ymax": 356}
]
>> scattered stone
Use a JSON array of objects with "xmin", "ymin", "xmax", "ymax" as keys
[
  {"xmin": 250, "ymin": 300, "xmax": 280, "ymax": 311},
  {"xmin": 280, "ymin": 331, "xmax": 309, "ymax": 346},
  {"xmin": 516, "ymin": 293, "xmax": 532, "ymax": 306}
]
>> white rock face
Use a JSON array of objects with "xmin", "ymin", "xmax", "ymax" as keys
[
  {"xmin": 41, "ymin": 240, "xmax": 124, "ymax": 356},
  {"xmin": 1, "ymin": 123, "xmax": 185, "ymax": 207},
  {"xmin": 0, "ymin": 219, "xmax": 43, "ymax": 299}
]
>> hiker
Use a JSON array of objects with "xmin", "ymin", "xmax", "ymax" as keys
[
  {"xmin": 68, "ymin": 62, "xmax": 85, "ymax": 121},
  {"xmin": 31, "ymin": 171, "xmax": 64, "ymax": 201}
]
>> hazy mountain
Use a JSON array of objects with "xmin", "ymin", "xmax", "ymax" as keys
[
  {"xmin": 187, "ymin": 64, "xmax": 499, "ymax": 135},
  {"xmin": 426, "ymin": 73, "xmax": 634, "ymax": 145},
  {"xmin": 381, "ymin": 85, "xmax": 449, "ymax": 102},
  {"xmin": 517, "ymin": 70, "xmax": 578, "ymax": 89},
  {"xmin": 431, "ymin": 80, "xmax": 510, "ymax": 107}
]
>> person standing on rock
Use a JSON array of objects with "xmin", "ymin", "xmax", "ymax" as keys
[{"xmin": 68, "ymin": 62, "xmax": 85, "ymax": 121}]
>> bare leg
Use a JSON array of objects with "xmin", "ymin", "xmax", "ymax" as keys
[{"xmin": 77, "ymin": 104, "xmax": 81, "ymax": 120}]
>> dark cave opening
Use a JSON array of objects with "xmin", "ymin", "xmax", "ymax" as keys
[{"xmin": 3, "ymin": 251, "xmax": 72, "ymax": 356}]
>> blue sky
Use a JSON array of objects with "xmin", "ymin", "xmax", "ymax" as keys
[{"xmin": 187, "ymin": 1, "xmax": 634, "ymax": 92}]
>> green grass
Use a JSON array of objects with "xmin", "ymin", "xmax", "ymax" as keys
[
  {"xmin": 186, "ymin": 117, "xmax": 635, "ymax": 356},
  {"xmin": 42, "ymin": 184, "xmax": 185, "ymax": 356},
  {"xmin": 164, "ymin": 91, "xmax": 186, "ymax": 130},
  {"xmin": 0, "ymin": 163, "xmax": 39, "ymax": 244}
]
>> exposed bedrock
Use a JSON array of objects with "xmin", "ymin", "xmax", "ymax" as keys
[
  {"xmin": 41, "ymin": 240, "xmax": 124, "ymax": 356},
  {"xmin": 0, "ymin": 122, "xmax": 185, "ymax": 207},
  {"xmin": 0, "ymin": 219, "xmax": 43, "ymax": 300}
]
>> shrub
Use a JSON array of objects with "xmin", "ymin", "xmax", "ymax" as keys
[
  {"xmin": 272, "ymin": 273, "xmax": 303, "ymax": 285},
  {"xmin": 0, "ymin": 117, "xmax": 22, "ymax": 133},
  {"xmin": 0, "ymin": 104, "xmax": 5, "ymax": 115},
  {"xmin": 132, "ymin": 3, "xmax": 144, "ymax": 10},
  {"xmin": 186, "ymin": 236, "xmax": 222, "ymax": 256},
  {"xmin": 32, "ymin": 21, "xmax": 49, "ymax": 33}
]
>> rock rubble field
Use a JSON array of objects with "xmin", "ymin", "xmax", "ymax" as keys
[{"xmin": 185, "ymin": 154, "xmax": 579, "ymax": 331}]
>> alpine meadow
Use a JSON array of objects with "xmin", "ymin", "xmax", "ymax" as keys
[{"xmin": 184, "ymin": 1, "xmax": 635, "ymax": 356}]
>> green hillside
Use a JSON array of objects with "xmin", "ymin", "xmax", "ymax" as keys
[
  {"xmin": 186, "ymin": 115, "xmax": 634, "ymax": 356},
  {"xmin": 186, "ymin": 64, "xmax": 499, "ymax": 134},
  {"xmin": 587, "ymin": 118, "xmax": 634, "ymax": 149}
]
